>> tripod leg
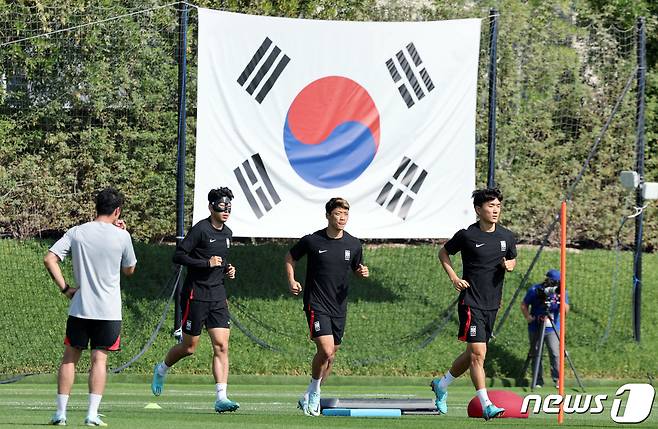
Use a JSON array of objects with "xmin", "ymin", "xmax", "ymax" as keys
[
  {"xmin": 531, "ymin": 328, "xmax": 545, "ymax": 390},
  {"xmin": 547, "ymin": 315, "xmax": 586, "ymax": 392},
  {"xmin": 564, "ymin": 349, "xmax": 586, "ymax": 391}
]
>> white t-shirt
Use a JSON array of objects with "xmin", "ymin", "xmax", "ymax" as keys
[{"xmin": 49, "ymin": 221, "xmax": 137, "ymax": 321}]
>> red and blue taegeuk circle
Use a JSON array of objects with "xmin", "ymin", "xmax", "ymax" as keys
[{"xmin": 283, "ymin": 76, "xmax": 380, "ymax": 188}]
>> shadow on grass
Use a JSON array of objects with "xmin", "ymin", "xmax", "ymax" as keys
[{"xmin": 485, "ymin": 341, "xmax": 528, "ymax": 387}]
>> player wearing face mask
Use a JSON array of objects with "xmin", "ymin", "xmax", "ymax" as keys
[{"xmin": 151, "ymin": 187, "xmax": 240, "ymax": 414}]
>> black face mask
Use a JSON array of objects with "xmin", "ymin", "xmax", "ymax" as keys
[{"xmin": 211, "ymin": 196, "xmax": 232, "ymax": 213}]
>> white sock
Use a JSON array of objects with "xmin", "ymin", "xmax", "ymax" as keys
[
  {"xmin": 157, "ymin": 362, "xmax": 170, "ymax": 376},
  {"xmin": 476, "ymin": 388, "xmax": 492, "ymax": 408},
  {"xmin": 87, "ymin": 393, "xmax": 102, "ymax": 418},
  {"xmin": 307, "ymin": 377, "xmax": 322, "ymax": 394},
  {"xmin": 216, "ymin": 383, "xmax": 228, "ymax": 401},
  {"xmin": 438, "ymin": 371, "xmax": 455, "ymax": 391},
  {"xmin": 56, "ymin": 394, "xmax": 69, "ymax": 417}
]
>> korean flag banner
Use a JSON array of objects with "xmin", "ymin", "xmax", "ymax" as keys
[{"xmin": 194, "ymin": 8, "xmax": 481, "ymax": 238}]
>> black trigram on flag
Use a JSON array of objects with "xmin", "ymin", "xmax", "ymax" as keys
[
  {"xmin": 237, "ymin": 37, "xmax": 290, "ymax": 104},
  {"xmin": 233, "ymin": 153, "xmax": 281, "ymax": 218},
  {"xmin": 375, "ymin": 156, "xmax": 428, "ymax": 220},
  {"xmin": 385, "ymin": 42, "xmax": 435, "ymax": 108}
]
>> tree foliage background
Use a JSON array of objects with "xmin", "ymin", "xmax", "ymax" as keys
[{"xmin": 0, "ymin": 0, "xmax": 656, "ymax": 247}]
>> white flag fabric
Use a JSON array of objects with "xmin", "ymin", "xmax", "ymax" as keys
[{"xmin": 194, "ymin": 8, "xmax": 480, "ymax": 238}]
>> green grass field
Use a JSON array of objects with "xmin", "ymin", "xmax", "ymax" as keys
[{"xmin": 1, "ymin": 375, "xmax": 656, "ymax": 428}]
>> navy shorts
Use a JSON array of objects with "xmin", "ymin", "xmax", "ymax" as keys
[
  {"xmin": 64, "ymin": 316, "xmax": 121, "ymax": 351},
  {"xmin": 457, "ymin": 303, "xmax": 497, "ymax": 343},
  {"xmin": 305, "ymin": 310, "xmax": 346, "ymax": 345},
  {"xmin": 180, "ymin": 292, "xmax": 230, "ymax": 336}
]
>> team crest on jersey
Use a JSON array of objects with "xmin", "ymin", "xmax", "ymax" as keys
[
  {"xmin": 314, "ymin": 321, "xmax": 321, "ymax": 332},
  {"xmin": 344, "ymin": 250, "xmax": 351, "ymax": 261},
  {"xmin": 500, "ymin": 240, "xmax": 507, "ymax": 252},
  {"xmin": 470, "ymin": 325, "xmax": 477, "ymax": 336}
]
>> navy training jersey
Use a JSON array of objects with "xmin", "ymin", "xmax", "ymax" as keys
[
  {"xmin": 173, "ymin": 217, "xmax": 232, "ymax": 303},
  {"xmin": 444, "ymin": 222, "xmax": 517, "ymax": 310},
  {"xmin": 289, "ymin": 229, "xmax": 363, "ymax": 317}
]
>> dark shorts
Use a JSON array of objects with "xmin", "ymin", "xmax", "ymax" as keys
[
  {"xmin": 457, "ymin": 303, "xmax": 497, "ymax": 343},
  {"xmin": 181, "ymin": 292, "xmax": 230, "ymax": 336},
  {"xmin": 64, "ymin": 316, "xmax": 121, "ymax": 351},
  {"xmin": 305, "ymin": 310, "xmax": 346, "ymax": 345}
]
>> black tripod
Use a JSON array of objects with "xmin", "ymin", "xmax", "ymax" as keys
[{"xmin": 522, "ymin": 308, "xmax": 585, "ymax": 391}]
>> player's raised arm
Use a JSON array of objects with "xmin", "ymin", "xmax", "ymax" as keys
[
  {"xmin": 172, "ymin": 228, "xmax": 209, "ymax": 268},
  {"xmin": 225, "ymin": 264, "xmax": 236, "ymax": 279},
  {"xmin": 285, "ymin": 252, "xmax": 302, "ymax": 295},
  {"xmin": 351, "ymin": 245, "xmax": 368, "ymax": 278},
  {"xmin": 439, "ymin": 247, "xmax": 469, "ymax": 291},
  {"xmin": 501, "ymin": 257, "xmax": 516, "ymax": 272},
  {"xmin": 44, "ymin": 250, "xmax": 77, "ymax": 299},
  {"xmin": 355, "ymin": 263, "xmax": 369, "ymax": 278},
  {"xmin": 118, "ymin": 219, "xmax": 136, "ymax": 276}
]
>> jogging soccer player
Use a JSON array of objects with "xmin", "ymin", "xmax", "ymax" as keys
[
  {"xmin": 151, "ymin": 187, "xmax": 239, "ymax": 413},
  {"xmin": 285, "ymin": 198, "xmax": 369, "ymax": 416},
  {"xmin": 44, "ymin": 188, "xmax": 137, "ymax": 427},
  {"xmin": 431, "ymin": 188, "xmax": 517, "ymax": 421}
]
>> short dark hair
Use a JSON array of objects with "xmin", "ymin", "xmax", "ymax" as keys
[
  {"xmin": 325, "ymin": 197, "xmax": 350, "ymax": 214},
  {"xmin": 472, "ymin": 188, "xmax": 503, "ymax": 207},
  {"xmin": 208, "ymin": 187, "xmax": 234, "ymax": 203},
  {"xmin": 95, "ymin": 188, "xmax": 125, "ymax": 215}
]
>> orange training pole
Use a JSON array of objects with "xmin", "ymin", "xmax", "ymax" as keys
[{"xmin": 558, "ymin": 201, "xmax": 567, "ymax": 424}]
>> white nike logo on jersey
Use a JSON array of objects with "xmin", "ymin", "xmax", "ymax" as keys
[
  {"xmin": 319, "ymin": 250, "xmax": 328, "ymax": 253},
  {"xmin": 209, "ymin": 239, "xmax": 216, "ymax": 243},
  {"xmin": 475, "ymin": 243, "xmax": 485, "ymax": 247}
]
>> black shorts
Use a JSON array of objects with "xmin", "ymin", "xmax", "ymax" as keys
[
  {"xmin": 305, "ymin": 310, "xmax": 346, "ymax": 345},
  {"xmin": 457, "ymin": 302, "xmax": 497, "ymax": 343},
  {"xmin": 181, "ymin": 292, "xmax": 230, "ymax": 336},
  {"xmin": 64, "ymin": 316, "xmax": 121, "ymax": 351}
]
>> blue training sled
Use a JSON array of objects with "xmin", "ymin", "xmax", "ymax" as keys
[{"xmin": 322, "ymin": 408, "xmax": 401, "ymax": 417}]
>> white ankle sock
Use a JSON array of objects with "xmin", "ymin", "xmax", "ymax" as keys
[
  {"xmin": 216, "ymin": 383, "xmax": 228, "ymax": 401},
  {"xmin": 308, "ymin": 377, "xmax": 322, "ymax": 394},
  {"xmin": 438, "ymin": 371, "xmax": 455, "ymax": 391},
  {"xmin": 56, "ymin": 394, "xmax": 69, "ymax": 417},
  {"xmin": 87, "ymin": 393, "xmax": 102, "ymax": 418},
  {"xmin": 476, "ymin": 388, "xmax": 492, "ymax": 408},
  {"xmin": 157, "ymin": 362, "xmax": 169, "ymax": 376}
]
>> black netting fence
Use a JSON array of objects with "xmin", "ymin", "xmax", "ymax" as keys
[{"xmin": 1, "ymin": 2, "xmax": 654, "ymax": 383}]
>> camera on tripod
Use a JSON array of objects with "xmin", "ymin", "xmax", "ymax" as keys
[{"xmin": 536, "ymin": 278, "xmax": 560, "ymax": 312}]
